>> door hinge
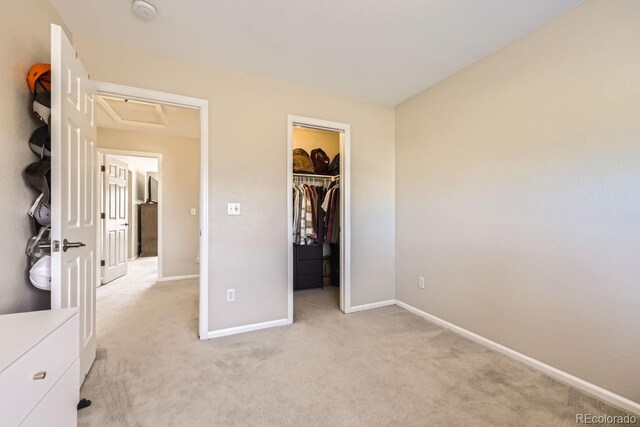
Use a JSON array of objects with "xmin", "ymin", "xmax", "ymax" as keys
[
  {"xmin": 100, "ymin": 213, "xmax": 105, "ymax": 219},
  {"xmin": 100, "ymin": 260, "xmax": 105, "ymax": 267},
  {"xmin": 101, "ymin": 165, "xmax": 106, "ymax": 172}
]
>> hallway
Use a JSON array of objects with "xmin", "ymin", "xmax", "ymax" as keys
[{"xmin": 103, "ymin": 257, "xmax": 158, "ymax": 287}]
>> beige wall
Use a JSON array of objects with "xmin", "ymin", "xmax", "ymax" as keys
[
  {"xmin": 75, "ymin": 36, "xmax": 396, "ymax": 331},
  {"xmin": 395, "ymin": 0, "xmax": 640, "ymax": 403},
  {"xmin": 293, "ymin": 127, "xmax": 340, "ymax": 165},
  {"xmin": 98, "ymin": 129, "xmax": 200, "ymax": 278},
  {"xmin": 0, "ymin": 0, "xmax": 68, "ymax": 314}
]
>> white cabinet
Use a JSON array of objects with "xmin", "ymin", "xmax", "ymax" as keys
[{"xmin": 0, "ymin": 308, "xmax": 79, "ymax": 427}]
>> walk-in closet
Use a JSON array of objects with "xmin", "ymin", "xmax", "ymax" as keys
[{"xmin": 291, "ymin": 124, "xmax": 342, "ymax": 308}]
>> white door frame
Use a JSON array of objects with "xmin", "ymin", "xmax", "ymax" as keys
[
  {"xmin": 287, "ymin": 115, "xmax": 351, "ymax": 321},
  {"xmin": 98, "ymin": 149, "xmax": 162, "ymax": 281},
  {"xmin": 90, "ymin": 81, "xmax": 210, "ymax": 340}
]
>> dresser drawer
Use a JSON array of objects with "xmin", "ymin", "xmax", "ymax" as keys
[
  {"xmin": 294, "ymin": 244, "xmax": 322, "ymax": 260},
  {"xmin": 0, "ymin": 314, "xmax": 78, "ymax": 427},
  {"xmin": 294, "ymin": 273, "xmax": 323, "ymax": 290},
  {"xmin": 20, "ymin": 359, "xmax": 79, "ymax": 427},
  {"xmin": 297, "ymin": 260, "xmax": 322, "ymax": 275}
]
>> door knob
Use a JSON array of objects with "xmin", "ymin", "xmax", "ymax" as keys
[
  {"xmin": 62, "ymin": 239, "xmax": 86, "ymax": 252},
  {"xmin": 121, "ymin": 223, "xmax": 129, "ymax": 226}
]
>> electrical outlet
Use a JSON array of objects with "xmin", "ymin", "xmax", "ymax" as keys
[
  {"xmin": 226, "ymin": 288, "xmax": 236, "ymax": 302},
  {"xmin": 419, "ymin": 277, "xmax": 426, "ymax": 289},
  {"xmin": 190, "ymin": 208, "xmax": 197, "ymax": 216}
]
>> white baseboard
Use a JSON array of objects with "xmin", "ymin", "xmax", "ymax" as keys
[
  {"xmin": 350, "ymin": 299, "xmax": 396, "ymax": 313},
  {"xmin": 206, "ymin": 318, "xmax": 291, "ymax": 339},
  {"xmin": 394, "ymin": 300, "xmax": 640, "ymax": 415},
  {"xmin": 158, "ymin": 274, "xmax": 199, "ymax": 282}
]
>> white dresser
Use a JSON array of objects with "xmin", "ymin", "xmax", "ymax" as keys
[{"xmin": 0, "ymin": 308, "xmax": 79, "ymax": 427}]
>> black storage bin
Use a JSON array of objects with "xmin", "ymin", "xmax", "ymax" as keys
[
  {"xmin": 294, "ymin": 244, "xmax": 323, "ymax": 290},
  {"xmin": 330, "ymin": 243, "xmax": 340, "ymax": 287}
]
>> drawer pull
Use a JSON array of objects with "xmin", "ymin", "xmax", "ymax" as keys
[{"xmin": 33, "ymin": 371, "xmax": 47, "ymax": 380}]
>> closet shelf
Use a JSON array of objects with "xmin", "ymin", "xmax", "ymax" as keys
[{"xmin": 293, "ymin": 173, "xmax": 339, "ymax": 180}]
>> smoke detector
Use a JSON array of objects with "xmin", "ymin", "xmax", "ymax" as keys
[{"xmin": 132, "ymin": 0, "xmax": 157, "ymax": 20}]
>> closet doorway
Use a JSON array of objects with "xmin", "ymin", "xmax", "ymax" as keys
[{"xmin": 287, "ymin": 115, "xmax": 351, "ymax": 321}]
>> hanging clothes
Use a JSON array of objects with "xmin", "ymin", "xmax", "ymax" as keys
[
  {"xmin": 315, "ymin": 187, "xmax": 326, "ymax": 244},
  {"xmin": 320, "ymin": 180, "xmax": 340, "ymax": 243},
  {"xmin": 304, "ymin": 186, "xmax": 314, "ymax": 240},
  {"xmin": 292, "ymin": 180, "xmax": 336, "ymax": 245},
  {"xmin": 325, "ymin": 187, "xmax": 339, "ymax": 242},
  {"xmin": 293, "ymin": 184, "xmax": 308, "ymax": 245}
]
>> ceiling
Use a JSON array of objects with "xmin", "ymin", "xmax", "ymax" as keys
[
  {"xmin": 50, "ymin": 0, "xmax": 580, "ymax": 105},
  {"xmin": 96, "ymin": 96, "xmax": 200, "ymax": 138}
]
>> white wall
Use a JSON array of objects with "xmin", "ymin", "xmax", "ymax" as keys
[
  {"xmin": 395, "ymin": 0, "xmax": 640, "ymax": 403},
  {"xmin": 74, "ymin": 36, "xmax": 396, "ymax": 331},
  {"xmin": 99, "ymin": 129, "xmax": 199, "ymax": 279},
  {"xmin": 0, "ymin": 0, "xmax": 68, "ymax": 314}
]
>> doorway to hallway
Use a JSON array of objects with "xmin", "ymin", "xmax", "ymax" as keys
[{"xmin": 99, "ymin": 151, "xmax": 160, "ymax": 286}]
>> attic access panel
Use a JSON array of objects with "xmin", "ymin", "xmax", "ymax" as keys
[{"xmin": 97, "ymin": 96, "xmax": 169, "ymax": 129}]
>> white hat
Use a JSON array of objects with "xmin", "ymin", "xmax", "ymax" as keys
[
  {"xmin": 26, "ymin": 225, "xmax": 50, "ymax": 262},
  {"xmin": 29, "ymin": 255, "xmax": 51, "ymax": 291},
  {"xmin": 28, "ymin": 193, "xmax": 51, "ymax": 227},
  {"xmin": 33, "ymin": 91, "xmax": 51, "ymax": 125}
]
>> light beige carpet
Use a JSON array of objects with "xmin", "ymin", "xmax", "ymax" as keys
[{"xmin": 79, "ymin": 268, "xmax": 630, "ymax": 426}]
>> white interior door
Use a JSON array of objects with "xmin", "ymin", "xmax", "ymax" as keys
[
  {"xmin": 50, "ymin": 24, "xmax": 97, "ymax": 386},
  {"xmin": 102, "ymin": 156, "xmax": 129, "ymax": 283}
]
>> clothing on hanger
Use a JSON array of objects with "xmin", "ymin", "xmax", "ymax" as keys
[{"xmin": 292, "ymin": 180, "xmax": 338, "ymax": 245}]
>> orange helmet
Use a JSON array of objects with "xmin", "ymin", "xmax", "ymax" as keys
[{"xmin": 27, "ymin": 63, "xmax": 51, "ymax": 93}]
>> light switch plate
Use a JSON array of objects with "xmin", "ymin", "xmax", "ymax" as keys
[{"xmin": 227, "ymin": 203, "xmax": 240, "ymax": 215}]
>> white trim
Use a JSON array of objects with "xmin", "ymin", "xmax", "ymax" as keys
[
  {"xmin": 350, "ymin": 300, "xmax": 396, "ymax": 313},
  {"xmin": 198, "ymin": 102, "xmax": 209, "ymax": 340},
  {"xmin": 98, "ymin": 148, "xmax": 163, "ymax": 281},
  {"xmin": 287, "ymin": 120, "xmax": 294, "ymax": 323},
  {"xmin": 394, "ymin": 300, "xmax": 640, "ymax": 415},
  {"xmin": 340, "ymin": 126, "xmax": 351, "ymax": 314},
  {"xmin": 207, "ymin": 318, "xmax": 290, "ymax": 339},
  {"xmin": 158, "ymin": 274, "xmax": 199, "ymax": 282},
  {"xmin": 287, "ymin": 115, "xmax": 351, "ymax": 323},
  {"xmin": 90, "ymin": 81, "xmax": 210, "ymax": 341}
]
